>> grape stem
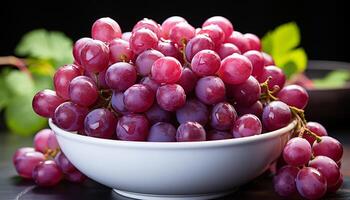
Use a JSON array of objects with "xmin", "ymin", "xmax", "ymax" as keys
[
  {"xmin": 0, "ymin": 56, "xmax": 32, "ymax": 79},
  {"xmin": 44, "ymin": 148, "xmax": 60, "ymax": 160},
  {"xmin": 179, "ymin": 39, "xmax": 190, "ymax": 66},
  {"xmin": 260, "ymin": 78, "xmax": 322, "ymax": 142}
]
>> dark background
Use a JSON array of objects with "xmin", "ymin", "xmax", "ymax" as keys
[{"xmin": 0, "ymin": 0, "xmax": 349, "ymax": 62}]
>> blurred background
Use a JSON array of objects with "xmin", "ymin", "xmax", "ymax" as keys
[{"xmin": 0, "ymin": 0, "xmax": 349, "ymax": 135}]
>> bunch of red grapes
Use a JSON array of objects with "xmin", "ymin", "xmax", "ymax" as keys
[{"xmin": 14, "ymin": 16, "xmax": 344, "ymax": 199}]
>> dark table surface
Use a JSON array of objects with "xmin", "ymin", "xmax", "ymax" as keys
[{"xmin": 1, "ymin": 130, "xmax": 349, "ymax": 200}]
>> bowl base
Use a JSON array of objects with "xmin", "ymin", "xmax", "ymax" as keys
[{"xmin": 113, "ymin": 189, "xmax": 235, "ymax": 200}]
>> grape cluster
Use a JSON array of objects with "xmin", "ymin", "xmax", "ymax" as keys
[
  {"xmin": 26, "ymin": 15, "xmax": 343, "ymax": 198},
  {"xmin": 13, "ymin": 129, "xmax": 86, "ymax": 186}
]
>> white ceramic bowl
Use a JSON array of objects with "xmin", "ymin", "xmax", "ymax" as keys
[{"xmin": 49, "ymin": 119, "xmax": 296, "ymax": 200}]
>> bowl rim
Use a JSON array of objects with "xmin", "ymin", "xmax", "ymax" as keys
[{"xmin": 49, "ymin": 119, "xmax": 297, "ymax": 149}]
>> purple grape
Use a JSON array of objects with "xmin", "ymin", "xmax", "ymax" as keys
[
  {"xmin": 12, "ymin": 147, "xmax": 35, "ymax": 166},
  {"xmin": 207, "ymin": 130, "xmax": 233, "ymax": 140},
  {"xmin": 258, "ymin": 65, "xmax": 286, "ymax": 92},
  {"xmin": 273, "ymin": 165, "xmax": 299, "ymax": 197},
  {"xmin": 135, "ymin": 49, "xmax": 164, "ymax": 76},
  {"xmin": 145, "ymin": 103, "xmax": 172, "ymax": 124},
  {"xmin": 32, "ymin": 89, "xmax": 64, "ymax": 118},
  {"xmin": 232, "ymin": 114, "xmax": 262, "ymax": 138},
  {"xmin": 32, "ymin": 160, "xmax": 63, "ymax": 187},
  {"xmin": 156, "ymin": 84, "xmax": 186, "ymax": 111},
  {"xmin": 84, "ymin": 108, "xmax": 117, "ymax": 139},
  {"xmin": 105, "ymin": 62, "xmax": 137, "ymax": 92},
  {"xmin": 176, "ymin": 122, "xmax": 206, "ymax": 142},
  {"xmin": 33, "ymin": 129, "xmax": 56, "ymax": 153},
  {"xmin": 262, "ymin": 101, "xmax": 292, "ymax": 131},
  {"xmin": 148, "ymin": 122, "xmax": 177, "ymax": 142},
  {"xmin": 55, "ymin": 152, "xmax": 76, "ymax": 173},
  {"xmin": 277, "ymin": 84, "xmax": 309, "ymax": 109},
  {"xmin": 176, "ymin": 99, "xmax": 209, "ymax": 126},
  {"xmin": 69, "ymin": 76, "xmax": 99, "ymax": 107},
  {"xmin": 65, "ymin": 169, "xmax": 86, "ymax": 183},
  {"xmin": 124, "ymin": 84, "xmax": 154, "ymax": 113},
  {"xmin": 198, "ymin": 24, "xmax": 225, "ymax": 48},
  {"xmin": 210, "ymin": 102, "xmax": 237, "ymax": 131},
  {"xmin": 296, "ymin": 167, "xmax": 327, "ymax": 199},
  {"xmin": 116, "ymin": 114, "xmax": 149, "ymax": 141},
  {"xmin": 53, "ymin": 102, "xmax": 89, "ymax": 131},
  {"xmin": 195, "ymin": 76, "xmax": 225, "ymax": 105},
  {"xmin": 283, "ymin": 137, "xmax": 312, "ymax": 167}
]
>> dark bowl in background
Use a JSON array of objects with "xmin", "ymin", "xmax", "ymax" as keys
[{"xmin": 304, "ymin": 60, "xmax": 350, "ymax": 129}]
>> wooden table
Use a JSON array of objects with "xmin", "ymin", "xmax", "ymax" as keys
[{"xmin": 1, "ymin": 130, "xmax": 349, "ymax": 200}]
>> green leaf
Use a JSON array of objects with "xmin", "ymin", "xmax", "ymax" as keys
[
  {"xmin": 0, "ymin": 76, "xmax": 11, "ymax": 110},
  {"xmin": 275, "ymin": 48, "xmax": 308, "ymax": 77},
  {"xmin": 261, "ymin": 31, "xmax": 274, "ymax": 54},
  {"xmin": 4, "ymin": 71, "xmax": 35, "ymax": 96},
  {"xmin": 5, "ymin": 94, "xmax": 47, "ymax": 136},
  {"xmin": 271, "ymin": 22, "xmax": 300, "ymax": 55},
  {"xmin": 313, "ymin": 70, "xmax": 350, "ymax": 89},
  {"xmin": 15, "ymin": 29, "xmax": 73, "ymax": 68}
]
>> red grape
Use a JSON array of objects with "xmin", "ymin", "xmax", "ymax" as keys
[
  {"xmin": 32, "ymin": 89, "xmax": 64, "ymax": 118},
  {"xmin": 162, "ymin": 16, "xmax": 187, "ymax": 39},
  {"xmin": 176, "ymin": 99, "xmax": 209, "ymax": 126},
  {"xmin": 33, "ymin": 129, "xmax": 56, "ymax": 153},
  {"xmin": 132, "ymin": 18, "xmax": 161, "ymax": 38},
  {"xmin": 216, "ymin": 43, "xmax": 241, "ymax": 59},
  {"xmin": 12, "ymin": 147, "xmax": 35, "ymax": 166},
  {"xmin": 157, "ymin": 41, "xmax": 181, "ymax": 60},
  {"xmin": 283, "ymin": 137, "xmax": 312, "ymax": 166},
  {"xmin": 195, "ymin": 76, "xmax": 225, "ymax": 105},
  {"xmin": 207, "ymin": 130, "xmax": 233, "ymax": 140},
  {"xmin": 121, "ymin": 32, "xmax": 132, "ymax": 41},
  {"xmin": 151, "ymin": 56, "xmax": 182, "ymax": 84},
  {"xmin": 116, "ymin": 114, "xmax": 149, "ymax": 141},
  {"xmin": 235, "ymin": 101, "xmax": 263, "ymax": 117},
  {"xmin": 185, "ymin": 34, "xmax": 214, "ymax": 62},
  {"xmin": 55, "ymin": 152, "xmax": 76, "ymax": 173},
  {"xmin": 312, "ymin": 136, "xmax": 343, "ymax": 162},
  {"xmin": 277, "ymin": 84, "xmax": 309, "ymax": 109},
  {"xmin": 148, "ymin": 122, "xmax": 177, "ymax": 142},
  {"xmin": 211, "ymin": 102, "xmax": 237, "ymax": 131},
  {"xmin": 262, "ymin": 101, "xmax": 292, "ymax": 131},
  {"xmin": 32, "ymin": 160, "xmax": 63, "ymax": 187},
  {"xmin": 226, "ymin": 31, "xmax": 250, "ymax": 53},
  {"xmin": 176, "ymin": 122, "xmax": 206, "ymax": 142},
  {"xmin": 69, "ymin": 76, "xmax": 99, "ymax": 107},
  {"xmin": 145, "ymin": 103, "xmax": 172, "ymax": 124},
  {"xmin": 296, "ymin": 167, "xmax": 327, "ymax": 200},
  {"xmin": 91, "ymin": 17, "xmax": 121, "ymax": 43},
  {"xmin": 65, "ymin": 169, "xmax": 87, "ymax": 183},
  {"xmin": 124, "ymin": 84, "xmax": 154, "ymax": 113},
  {"xmin": 258, "ymin": 66, "xmax": 286, "ymax": 92},
  {"xmin": 14, "ymin": 151, "xmax": 45, "ymax": 179},
  {"xmin": 227, "ymin": 76, "xmax": 261, "ymax": 106},
  {"xmin": 156, "ymin": 84, "xmax": 186, "ymax": 111},
  {"xmin": 203, "ymin": 16, "xmax": 233, "ymax": 41},
  {"xmin": 262, "ymin": 52, "xmax": 275, "ymax": 66},
  {"xmin": 304, "ymin": 122, "xmax": 328, "ymax": 145},
  {"xmin": 191, "ymin": 50, "xmax": 221, "ymax": 76},
  {"xmin": 111, "ymin": 91, "xmax": 128, "ymax": 113},
  {"xmin": 169, "ymin": 22, "xmax": 195, "ymax": 47},
  {"xmin": 273, "ymin": 165, "xmax": 299, "ymax": 197},
  {"xmin": 309, "ymin": 155, "xmax": 340, "ymax": 187},
  {"xmin": 140, "ymin": 76, "xmax": 160, "ymax": 93},
  {"xmin": 198, "ymin": 24, "xmax": 225, "ymax": 48},
  {"xmin": 105, "ymin": 62, "xmax": 137, "ymax": 91},
  {"xmin": 177, "ymin": 67, "xmax": 198, "ymax": 94},
  {"xmin": 130, "ymin": 28, "xmax": 158, "ymax": 54},
  {"xmin": 243, "ymin": 50, "xmax": 264, "ymax": 78},
  {"xmin": 53, "ymin": 102, "xmax": 89, "ymax": 131},
  {"xmin": 136, "ymin": 49, "xmax": 164, "ymax": 76},
  {"xmin": 328, "ymin": 173, "xmax": 343, "ymax": 192},
  {"xmin": 73, "ymin": 37, "xmax": 93, "ymax": 65},
  {"xmin": 84, "ymin": 108, "xmax": 117, "ymax": 139},
  {"xmin": 109, "ymin": 38, "xmax": 134, "ymax": 63},
  {"xmin": 244, "ymin": 33, "xmax": 261, "ymax": 51},
  {"xmin": 80, "ymin": 39, "xmax": 109, "ymax": 73},
  {"xmin": 218, "ymin": 53, "xmax": 252, "ymax": 85},
  {"xmin": 54, "ymin": 64, "xmax": 81, "ymax": 100},
  {"xmin": 232, "ymin": 114, "xmax": 262, "ymax": 138}
]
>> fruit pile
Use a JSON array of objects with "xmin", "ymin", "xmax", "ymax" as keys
[
  {"xmin": 13, "ymin": 129, "xmax": 86, "ymax": 186},
  {"xmin": 13, "ymin": 16, "xmax": 343, "ymax": 199}
]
